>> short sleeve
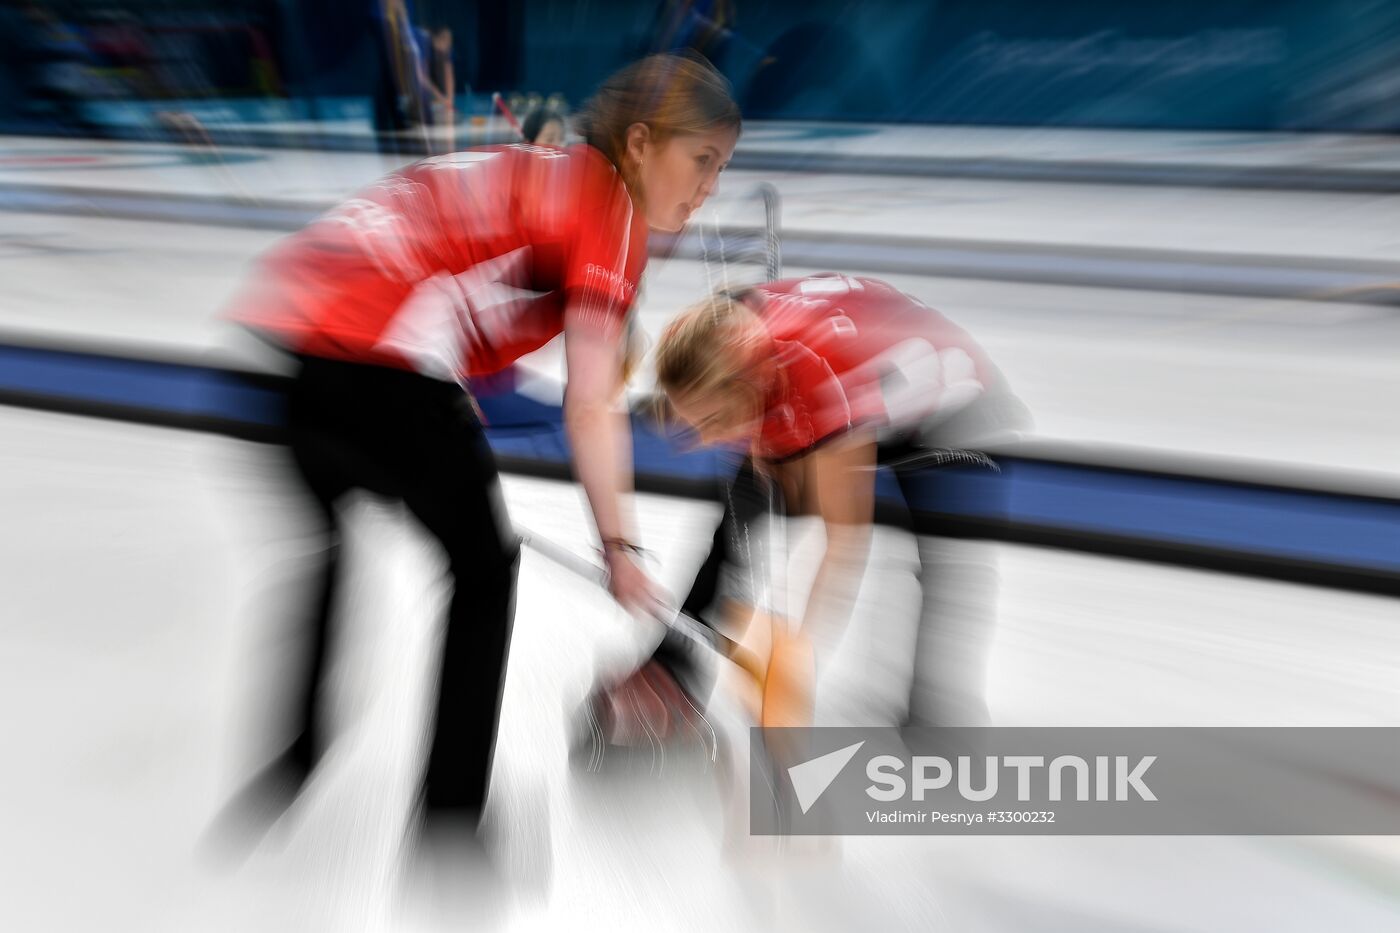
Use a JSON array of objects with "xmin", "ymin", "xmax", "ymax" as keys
[{"xmin": 563, "ymin": 153, "xmax": 645, "ymax": 339}]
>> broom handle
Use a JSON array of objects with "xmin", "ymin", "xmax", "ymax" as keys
[{"xmin": 515, "ymin": 524, "xmax": 738, "ymax": 656}]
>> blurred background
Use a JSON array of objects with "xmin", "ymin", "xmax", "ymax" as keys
[
  {"xmin": 6, "ymin": 0, "xmax": 1400, "ymax": 133},
  {"xmin": 1, "ymin": 2, "xmax": 1399, "ymax": 931}
]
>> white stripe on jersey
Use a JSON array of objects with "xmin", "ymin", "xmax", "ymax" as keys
[
  {"xmin": 320, "ymin": 195, "xmax": 429, "ymax": 283},
  {"xmin": 376, "ymin": 246, "xmax": 547, "ymax": 382},
  {"xmin": 572, "ymin": 196, "xmax": 635, "ymax": 333}
]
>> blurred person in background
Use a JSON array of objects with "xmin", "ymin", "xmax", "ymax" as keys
[
  {"xmin": 522, "ymin": 104, "xmax": 568, "ymax": 147},
  {"xmin": 4, "ymin": 1, "xmax": 96, "ymax": 132},
  {"xmin": 649, "ymin": 0, "xmax": 736, "ymax": 64},
  {"xmin": 647, "ymin": 0, "xmax": 776, "ymax": 100},
  {"xmin": 425, "ymin": 25, "xmax": 456, "ymax": 126},
  {"xmin": 214, "ymin": 53, "xmax": 740, "ymax": 869},
  {"xmin": 645, "ymin": 274, "xmax": 1028, "ymax": 738},
  {"xmin": 372, "ymin": 0, "xmax": 430, "ymax": 148}
]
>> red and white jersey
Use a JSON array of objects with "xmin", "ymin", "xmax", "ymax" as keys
[
  {"xmin": 229, "ymin": 143, "xmax": 647, "ymax": 380},
  {"xmin": 751, "ymin": 275, "xmax": 1001, "ymax": 461}
]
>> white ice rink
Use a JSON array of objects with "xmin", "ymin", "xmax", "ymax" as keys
[
  {"xmin": 3, "ymin": 407, "xmax": 1400, "ymax": 932},
  {"xmin": 3, "ymin": 134, "xmax": 1400, "ymax": 931}
]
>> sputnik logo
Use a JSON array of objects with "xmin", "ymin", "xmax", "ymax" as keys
[{"xmin": 787, "ymin": 741, "xmax": 865, "ymax": 814}]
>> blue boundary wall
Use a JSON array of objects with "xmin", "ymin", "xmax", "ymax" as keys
[{"xmin": 2, "ymin": 338, "xmax": 1397, "ymax": 598}]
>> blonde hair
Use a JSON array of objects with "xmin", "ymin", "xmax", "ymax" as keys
[
  {"xmin": 574, "ymin": 53, "xmax": 741, "ymax": 198},
  {"xmin": 654, "ymin": 289, "xmax": 769, "ymax": 413}
]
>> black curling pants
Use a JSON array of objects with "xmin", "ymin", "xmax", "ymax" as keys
[{"xmin": 282, "ymin": 354, "xmax": 519, "ymax": 821}]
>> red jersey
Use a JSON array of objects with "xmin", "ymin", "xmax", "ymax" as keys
[
  {"xmin": 751, "ymin": 275, "xmax": 1001, "ymax": 461},
  {"xmin": 230, "ymin": 143, "xmax": 648, "ymax": 379}
]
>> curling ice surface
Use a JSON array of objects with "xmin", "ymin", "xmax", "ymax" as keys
[{"xmin": 2, "ymin": 408, "xmax": 1400, "ymax": 930}]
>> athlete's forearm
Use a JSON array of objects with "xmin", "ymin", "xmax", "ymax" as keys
[
  {"xmin": 797, "ymin": 436, "xmax": 875, "ymax": 647},
  {"xmin": 565, "ymin": 396, "xmax": 634, "ymax": 545},
  {"xmin": 562, "ymin": 313, "xmax": 663, "ymax": 616},
  {"xmin": 563, "ymin": 319, "xmax": 636, "ymax": 546},
  {"xmin": 800, "ymin": 522, "xmax": 871, "ymax": 647}
]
